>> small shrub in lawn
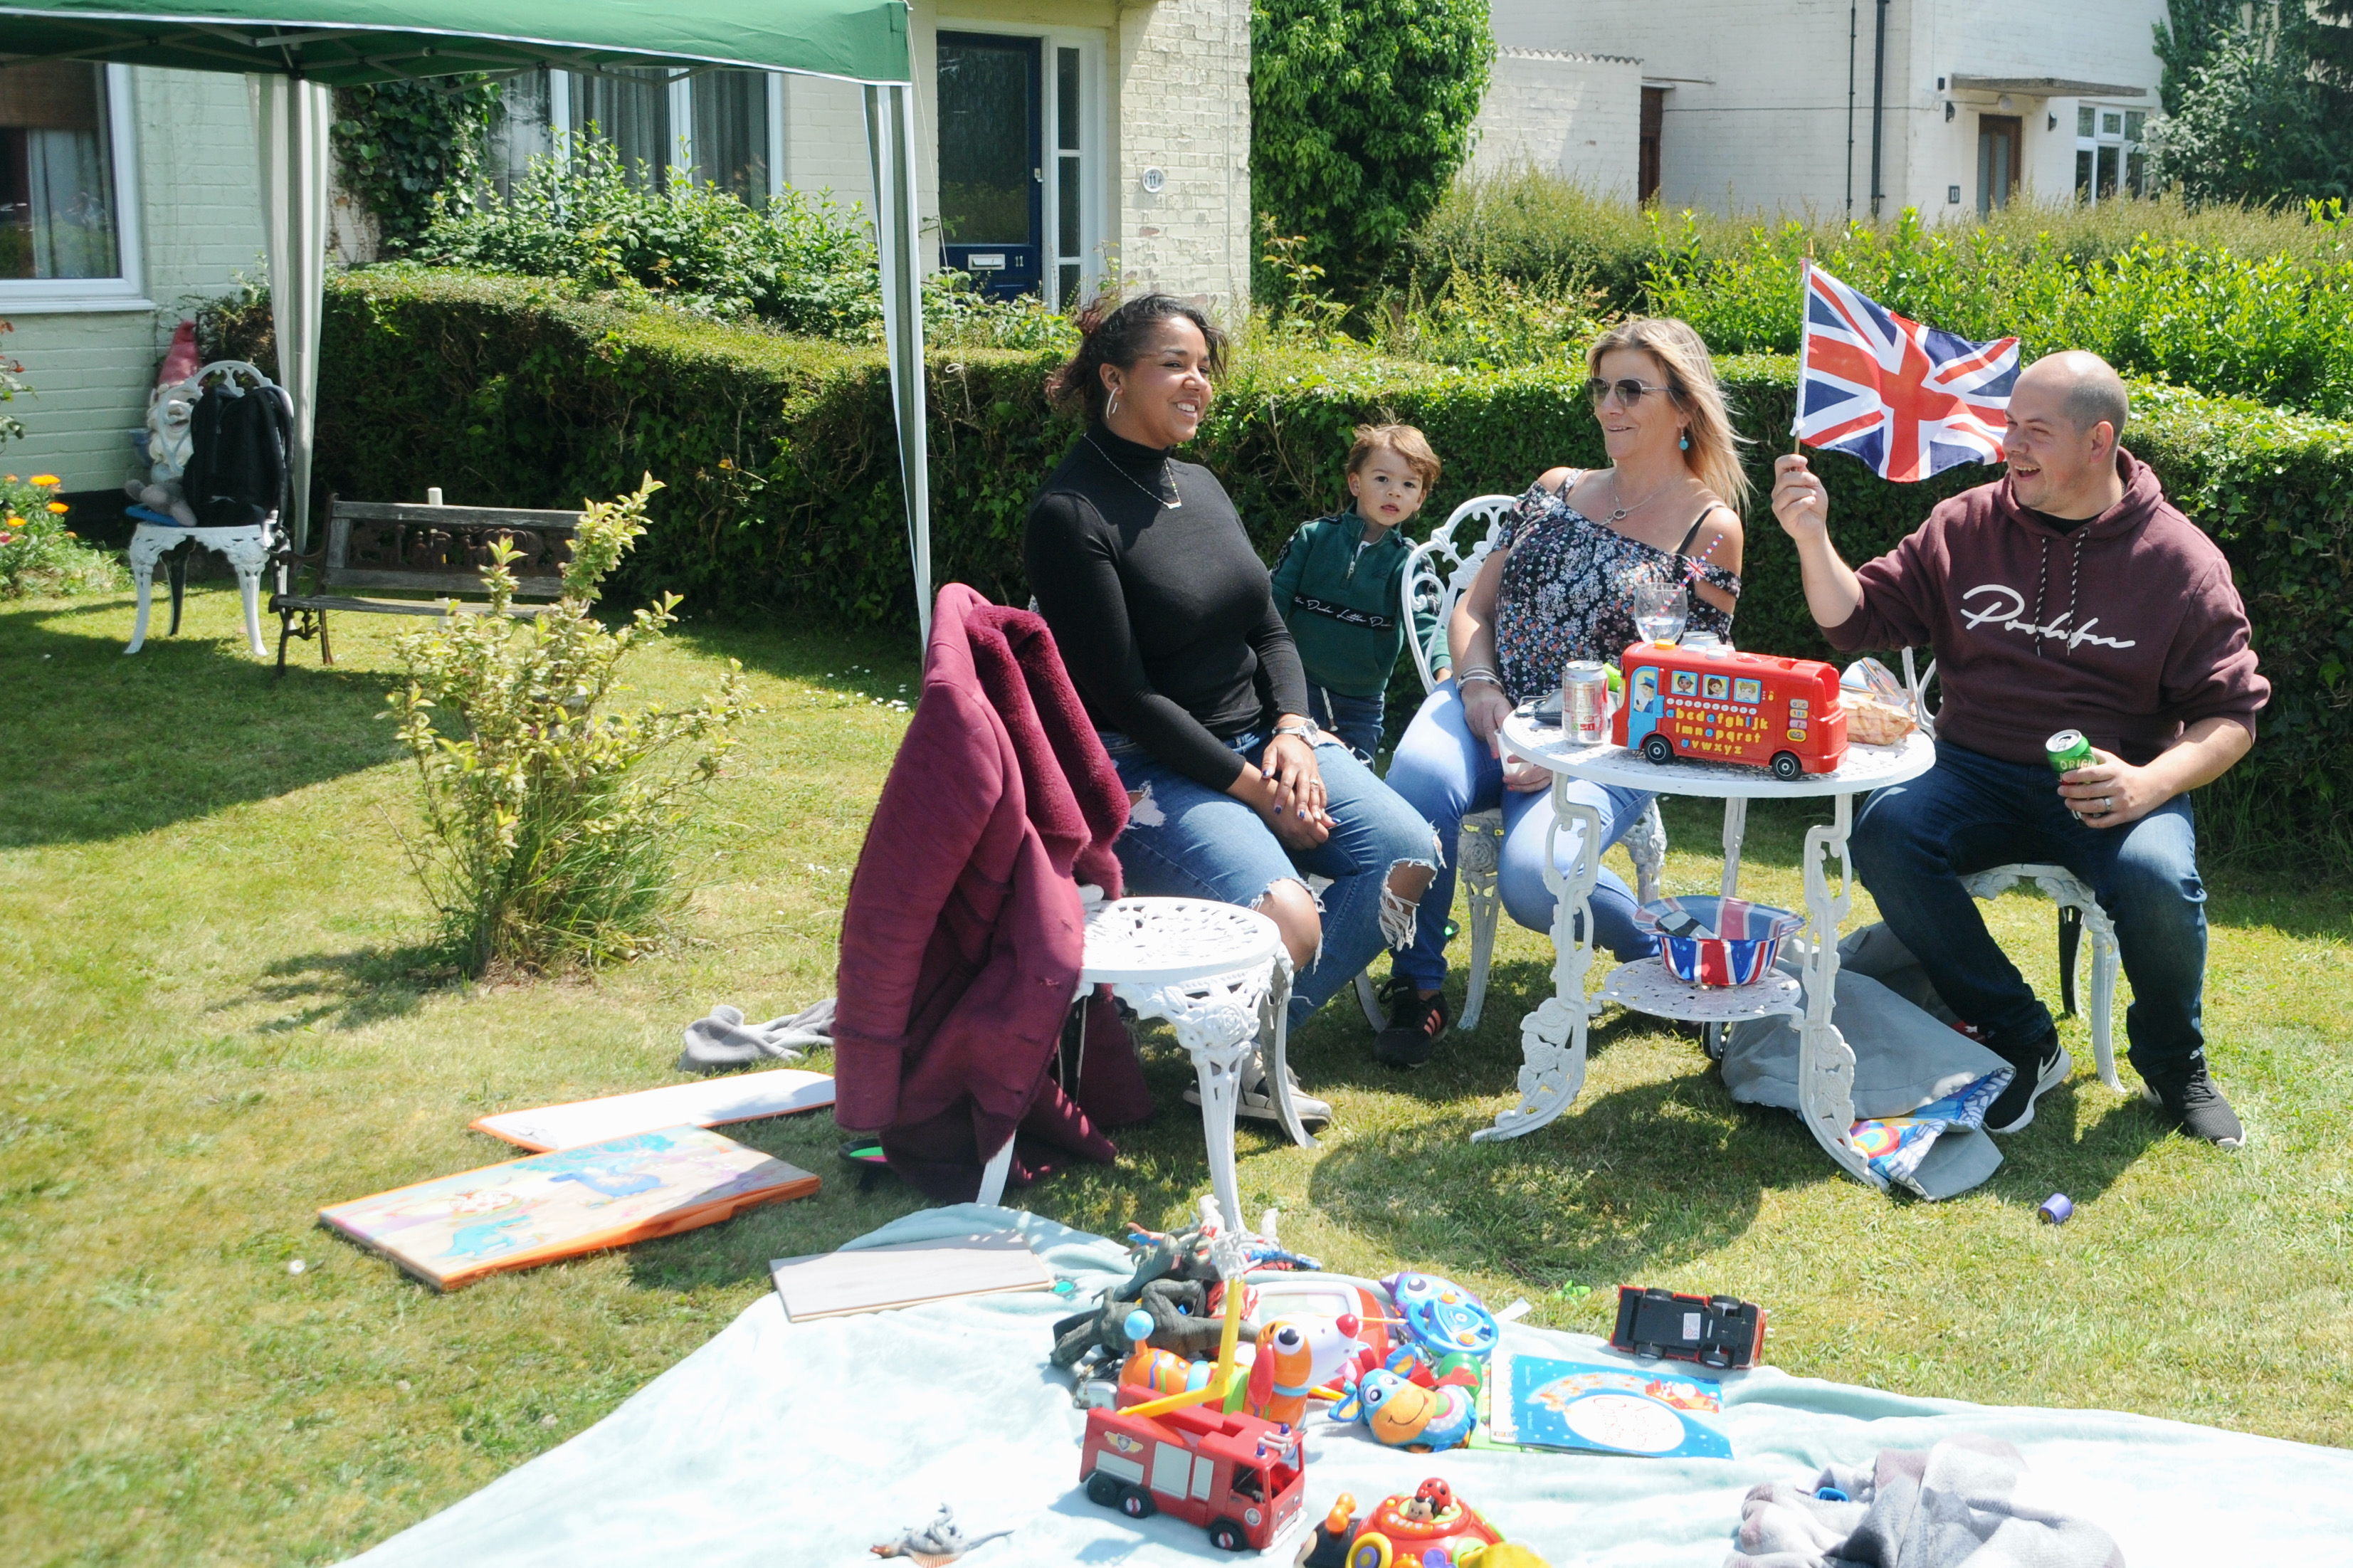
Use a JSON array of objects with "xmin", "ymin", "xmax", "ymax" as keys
[
  {"xmin": 0, "ymin": 473, "xmax": 121, "ymax": 599},
  {"xmin": 387, "ymin": 476, "xmax": 756, "ymax": 975}
]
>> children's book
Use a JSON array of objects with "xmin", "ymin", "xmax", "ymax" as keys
[
  {"xmin": 320, "ymin": 1126, "xmax": 818, "ymax": 1291},
  {"xmin": 768, "ymin": 1233, "xmax": 1054, "ymax": 1321},
  {"xmin": 1480, "ymin": 1346, "xmax": 1732, "ymax": 1459},
  {"xmin": 470, "ymin": 1068, "xmax": 836, "ymax": 1152}
]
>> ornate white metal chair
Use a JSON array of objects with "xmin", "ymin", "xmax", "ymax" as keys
[
  {"xmin": 1900, "ymin": 651, "xmax": 2123, "ymax": 1090},
  {"xmin": 1349, "ymin": 494, "xmax": 1670, "ymax": 1031},
  {"xmin": 977, "ymin": 897, "xmax": 1312, "ymax": 1223}
]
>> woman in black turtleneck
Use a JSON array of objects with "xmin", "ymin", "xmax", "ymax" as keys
[{"xmin": 1026, "ymin": 294, "xmax": 1440, "ymax": 1117}]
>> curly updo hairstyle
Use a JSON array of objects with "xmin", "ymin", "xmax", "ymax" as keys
[{"xmin": 1048, "ymin": 292, "xmax": 1230, "ymax": 424}]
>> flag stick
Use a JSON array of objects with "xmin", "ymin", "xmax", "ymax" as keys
[{"xmin": 1792, "ymin": 256, "xmax": 1813, "ymax": 457}]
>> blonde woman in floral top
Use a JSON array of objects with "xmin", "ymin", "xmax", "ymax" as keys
[{"xmin": 1372, "ymin": 317, "xmax": 1747, "ymax": 1067}]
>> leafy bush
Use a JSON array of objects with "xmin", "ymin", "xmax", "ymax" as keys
[
  {"xmin": 409, "ymin": 135, "xmax": 883, "ymax": 337},
  {"xmin": 387, "ymin": 476, "xmax": 755, "ymax": 974},
  {"xmin": 1251, "ymin": 0, "xmax": 1495, "ymax": 297},
  {"xmin": 2149, "ymin": 1, "xmax": 2352, "ymax": 207},
  {"xmin": 1642, "ymin": 207, "xmax": 2353, "ymax": 420},
  {"xmin": 204, "ymin": 270, "xmax": 2353, "ymax": 863},
  {"xmin": 0, "ymin": 473, "xmax": 120, "ymax": 599},
  {"xmin": 332, "ymin": 78, "xmax": 503, "ymax": 250}
]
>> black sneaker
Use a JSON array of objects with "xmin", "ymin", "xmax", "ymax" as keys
[
  {"xmin": 2140, "ymin": 1061, "xmax": 2246, "ymax": 1149},
  {"xmin": 1983, "ymin": 1031, "xmax": 2072, "ymax": 1135},
  {"xmin": 1373, "ymin": 977, "xmax": 1450, "ymax": 1069}
]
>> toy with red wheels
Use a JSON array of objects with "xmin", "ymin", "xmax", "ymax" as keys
[
  {"xmin": 1615, "ymin": 642, "xmax": 1848, "ymax": 778},
  {"xmin": 1295, "ymin": 1479, "xmax": 1506, "ymax": 1567},
  {"xmin": 1080, "ymin": 1398, "xmax": 1303, "ymax": 1552}
]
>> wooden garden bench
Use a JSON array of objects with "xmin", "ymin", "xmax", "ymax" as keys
[{"xmin": 270, "ymin": 493, "xmax": 584, "ymax": 673}]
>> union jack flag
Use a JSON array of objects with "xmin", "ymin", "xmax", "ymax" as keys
[{"xmin": 1795, "ymin": 262, "xmax": 2019, "ymax": 483}]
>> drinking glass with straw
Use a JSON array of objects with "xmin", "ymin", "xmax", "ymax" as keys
[{"xmin": 1633, "ymin": 582, "xmax": 1689, "ymax": 648}]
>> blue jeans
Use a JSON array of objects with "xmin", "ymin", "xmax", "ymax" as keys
[
  {"xmin": 1852, "ymin": 740, "xmax": 2210, "ymax": 1080},
  {"xmin": 1302, "ymin": 684, "xmax": 1386, "ymax": 764},
  {"xmin": 1102, "ymin": 727, "xmax": 1443, "ymax": 1028},
  {"xmin": 1382, "ymin": 681, "xmax": 1660, "ymax": 991}
]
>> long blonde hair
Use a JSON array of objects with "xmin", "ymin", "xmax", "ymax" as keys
[{"xmin": 1586, "ymin": 317, "xmax": 1750, "ymax": 516}]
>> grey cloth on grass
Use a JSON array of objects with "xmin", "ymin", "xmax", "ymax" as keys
[
  {"xmin": 1720, "ymin": 924, "xmax": 2008, "ymax": 1199},
  {"xmin": 1726, "ymin": 1433, "xmax": 2126, "ymax": 1568},
  {"xmin": 678, "ymin": 999, "xmax": 835, "ymax": 1072}
]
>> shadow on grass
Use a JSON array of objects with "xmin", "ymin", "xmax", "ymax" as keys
[
  {"xmin": 0, "ymin": 592, "xmax": 404, "ymax": 848},
  {"xmin": 232, "ymin": 942, "xmax": 458, "ymax": 1031}
]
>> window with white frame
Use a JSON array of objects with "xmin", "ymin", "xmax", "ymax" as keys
[
  {"xmin": 0, "ymin": 61, "xmax": 143, "ymax": 307},
  {"xmin": 492, "ymin": 67, "xmax": 782, "ymax": 203},
  {"xmin": 2074, "ymin": 104, "xmax": 2147, "ymax": 205}
]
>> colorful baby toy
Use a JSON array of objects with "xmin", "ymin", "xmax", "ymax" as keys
[
  {"xmin": 1296, "ymin": 1478, "xmax": 1509, "ymax": 1568},
  {"xmin": 1383, "ymin": 1271, "xmax": 1500, "ymax": 1362},
  {"xmin": 1332, "ymin": 1367, "xmax": 1478, "ymax": 1453},
  {"xmin": 1244, "ymin": 1313, "xmax": 1367, "ymax": 1428},
  {"xmin": 1119, "ymin": 1308, "xmax": 1214, "ymax": 1396}
]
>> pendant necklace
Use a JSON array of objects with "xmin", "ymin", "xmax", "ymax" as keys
[
  {"xmin": 1604, "ymin": 470, "xmax": 1673, "ymax": 526},
  {"xmin": 1085, "ymin": 433, "xmax": 1182, "ymax": 510}
]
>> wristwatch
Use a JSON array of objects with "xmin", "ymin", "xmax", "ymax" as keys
[{"xmin": 1272, "ymin": 722, "xmax": 1318, "ymax": 743}]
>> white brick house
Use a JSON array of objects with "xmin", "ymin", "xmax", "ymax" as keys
[
  {"xmin": 1484, "ymin": 0, "xmax": 2164, "ymax": 218},
  {"xmin": 2, "ymin": 0, "xmax": 1252, "ymax": 492}
]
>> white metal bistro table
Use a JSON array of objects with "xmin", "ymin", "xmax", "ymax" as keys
[
  {"xmin": 1480, "ymin": 712, "xmax": 1936, "ymax": 1186},
  {"xmin": 125, "ymin": 518, "xmax": 280, "ymax": 658},
  {"xmin": 977, "ymin": 897, "xmax": 1309, "ymax": 1223}
]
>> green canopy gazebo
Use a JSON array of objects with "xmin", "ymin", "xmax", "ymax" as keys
[{"xmin": 0, "ymin": 0, "xmax": 937, "ymax": 632}]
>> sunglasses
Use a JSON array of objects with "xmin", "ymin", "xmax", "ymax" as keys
[{"xmin": 1586, "ymin": 377, "xmax": 1674, "ymax": 406}]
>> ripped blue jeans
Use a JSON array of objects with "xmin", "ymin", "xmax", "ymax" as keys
[{"xmin": 1102, "ymin": 727, "xmax": 1442, "ymax": 1028}]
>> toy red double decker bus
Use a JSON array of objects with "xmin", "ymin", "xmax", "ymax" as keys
[
  {"xmin": 1614, "ymin": 643, "xmax": 1848, "ymax": 779},
  {"xmin": 1080, "ymin": 1396, "xmax": 1305, "ymax": 1552}
]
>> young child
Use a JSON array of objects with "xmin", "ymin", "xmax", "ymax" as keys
[{"xmin": 1268, "ymin": 424, "xmax": 1446, "ymax": 762}]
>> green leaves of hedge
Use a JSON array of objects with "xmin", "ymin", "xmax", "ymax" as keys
[
  {"xmin": 1251, "ymin": 0, "xmax": 1495, "ymax": 297},
  {"xmin": 204, "ymin": 271, "xmax": 2353, "ymax": 862}
]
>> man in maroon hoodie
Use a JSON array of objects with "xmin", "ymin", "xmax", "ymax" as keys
[{"xmin": 1770, "ymin": 352, "xmax": 2267, "ymax": 1147}]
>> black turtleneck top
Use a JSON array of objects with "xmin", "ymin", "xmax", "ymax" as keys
[{"xmin": 1026, "ymin": 425, "xmax": 1309, "ymax": 790}]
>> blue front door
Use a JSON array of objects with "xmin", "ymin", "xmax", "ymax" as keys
[{"xmin": 937, "ymin": 33, "xmax": 1043, "ymax": 300}]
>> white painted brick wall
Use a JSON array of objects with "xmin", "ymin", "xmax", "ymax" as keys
[
  {"xmin": 6, "ymin": 68, "xmax": 263, "ymax": 491},
  {"xmin": 1488, "ymin": 0, "xmax": 2163, "ymax": 219},
  {"xmin": 1469, "ymin": 48, "xmax": 1643, "ymax": 200},
  {"xmin": 1115, "ymin": 0, "xmax": 1252, "ymax": 314}
]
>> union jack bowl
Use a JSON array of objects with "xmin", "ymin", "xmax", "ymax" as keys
[{"xmin": 1636, "ymin": 895, "xmax": 1806, "ymax": 988}]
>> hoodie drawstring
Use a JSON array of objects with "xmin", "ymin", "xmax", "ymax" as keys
[
  {"xmin": 2031, "ymin": 538, "xmax": 2048, "ymax": 659},
  {"xmin": 2028, "ymin": 532, "xmax": 2090, "ymax": 657}
]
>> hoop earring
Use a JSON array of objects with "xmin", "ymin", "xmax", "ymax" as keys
[{"xmin": 1107, "ymin": 389, "xmax": 1121, "ymax": 419}]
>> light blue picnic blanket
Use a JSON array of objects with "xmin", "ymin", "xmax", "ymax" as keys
[{"xmin": 349, "ymin": 1206, "xmax": 2353, "ymax": 1567}]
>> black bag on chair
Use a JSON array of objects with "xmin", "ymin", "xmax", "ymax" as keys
[{"xmin": 181, "ymin": 379, "xmax": 292, "ymax": 529}]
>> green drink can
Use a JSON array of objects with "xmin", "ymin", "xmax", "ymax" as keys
[{"xmin": 2046, "ymin": 730, "xmax": 2095, "ymax": 776}]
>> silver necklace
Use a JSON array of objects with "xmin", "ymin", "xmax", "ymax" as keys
[
  {"xmin": 1604, "ymin": 470, "xmax": 1674, "ymax": 526},
  {"xmin": 1085, "ymin": 433, "xmax": 1181, "ymax": 510}
]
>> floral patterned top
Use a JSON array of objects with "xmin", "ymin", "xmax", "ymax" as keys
[{"xmin": 1493, "ymin": 476, "xmax": 1741, "ymax": 703}]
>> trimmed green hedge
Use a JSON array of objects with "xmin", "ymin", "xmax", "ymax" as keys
[{"xmin": 206, "ymin": 269, "xmax": 2352, "ymax": 858}]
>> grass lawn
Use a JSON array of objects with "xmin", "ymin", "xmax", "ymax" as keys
[{"xmin": 4, "ymin": 585, "xmax": 2349, "ymax": 1567}]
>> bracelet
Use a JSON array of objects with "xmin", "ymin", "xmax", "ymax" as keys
[
  {"xmin": 1271, "ymin": 722, "xmax": 1317, "ymax": 742},
  {"xmin": 1458, "ymin": 668, "xmax": 1505, "ymax": 692}
]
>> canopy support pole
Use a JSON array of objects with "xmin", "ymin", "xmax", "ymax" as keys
[
  {"xmin": 864, "ymin": 79, "xmax": 931, "ymax": 644},
  {"xmin": 253, "ymin": 73, "xmax": 331, "ymax": 552}
]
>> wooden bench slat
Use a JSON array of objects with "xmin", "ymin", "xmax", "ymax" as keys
[
  {"xmin": 324, "ymin": 569, "xmax": 566, "ymax": 595},
  {"xmin": 271, "ymin": 594, "xmax": 559, "ymax": 618},
  {"xmin": 335, "ymin": 502, "xmax": 584, "ymax": 530}
]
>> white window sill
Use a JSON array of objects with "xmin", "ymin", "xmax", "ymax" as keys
[{"xmin": 0, "ymin": 294, "xmax": 157, "ymax": 315}]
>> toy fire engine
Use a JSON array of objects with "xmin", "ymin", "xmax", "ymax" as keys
[
  {"xmin": 1080, "ymin": 1393, "xmax": 1307, "ymax": 1552},
  {"xmin": 1613, "ymin": 642, "xmax": 1848, "ymax": 779}
]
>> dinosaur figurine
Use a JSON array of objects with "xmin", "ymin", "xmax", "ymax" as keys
[{"xmin": 870, "ymin": 1505, "xmax": 1011, "ymax": 1566}]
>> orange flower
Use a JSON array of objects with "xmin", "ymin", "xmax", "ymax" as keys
[
  {"xmin": 30, "ymin": 474, "xmax": 58, "ymax": 487},
  {"xmin": 47, "ymin": 500, "xmax": 68, "ymax": 513},
  {"xmin": 4, "ymin": 515, "xmax": 21, "ymax": 526}
]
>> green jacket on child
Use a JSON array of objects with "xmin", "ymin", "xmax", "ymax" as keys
[{"xmin": 1268, "ymin": 510, "xmax": 1446, "ymax": 700}]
